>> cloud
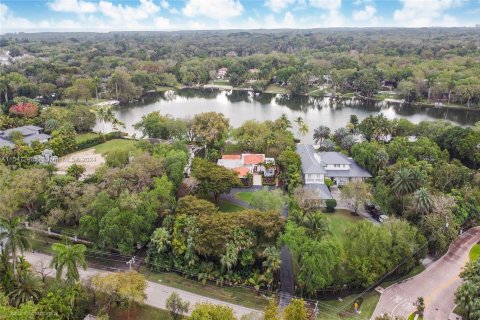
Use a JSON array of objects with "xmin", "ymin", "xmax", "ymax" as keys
[
  {"xmin": 98, "ymin": 0, "xmax": 159, "ymax": 24},
  {"xmin": 160, "ymin": 0, "xmax": 169, "ymax": 9},
  {"xmin": 48, "ymin": 0, "xmax": 97, "ymax": 13},
  {"xmin": 183, "ymin": 0, "xmax": 243, "ymax": 19},
  {"xmin": 309, "ymin": 0, "xmax": 342, "ymax": 11},
  {"xmin": 394, "ymin": 0, "xmax": 465, "ymax": 27},
  {"xmin": 353, "ymin": 5, "xmax": 376, "ymax": 21},
  {"xmin": 154, "ymin": 16, "xmax": 171, "ymax": 29},
  {"xmin": 265, "ymin": 0, "xmax": 296, "ymax": 12}
]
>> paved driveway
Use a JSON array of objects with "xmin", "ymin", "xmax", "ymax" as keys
[{"xmin": 371, "ymin": 227, "xmax": 480, "ymax": 320}]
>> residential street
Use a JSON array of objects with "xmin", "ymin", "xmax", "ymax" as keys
[
  {"xmin": 23, "ymin": 252, "xmax": 263, "ymax": 318},
  {"xmin": 371, "ymin": 227, "xmax": 480, "ymax": 320}
]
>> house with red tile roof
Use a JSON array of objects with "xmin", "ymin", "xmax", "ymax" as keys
[{"xmin": 217, "ymin": 153, "xmax": 275, "ymax": 178}]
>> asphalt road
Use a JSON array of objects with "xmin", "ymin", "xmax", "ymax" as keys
[
  {"xmin": 24, "ymin": 252, "xmax": 263, "ymax": 318},
  {"xmin": 371, "ymin": 227, "xmax": 480, "ymax": 320}
]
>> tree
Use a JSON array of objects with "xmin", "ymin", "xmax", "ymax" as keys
[
  {"xmin": 250, "ymin": 187, "xmax": 286, "ymax": 212},
  {"xmin": 71, "ymin": 106, "xmax": 96, "ymax": 132},
  {"xmin": 455, "ymin": 260, "xmax": 480, "ymax": 320},
  {"xmin": 192, "ymin": 112, "xmax": 229, "ymax": 147},
  {"xmin": 416, "ymin": 297, "xmax": 425, "ymax": 317},
  {"xmin": 134, "ymin": 111, "xmax": 187, "ymax": 140},
  {"xmin": 313, "ymin": 125, "xmax": 331, "ymax": 145},
  {"xmin": 96, "ymin": 106, "xmax": 117, "ymax": 133},
  {"xmin": 191, "ymin": 158, "xmax": 240, "ymax": 203},
  {"xmin": 65, "ymin": 78, "xmax": 94, "ymax": 103},
  {"xmin": 50, "ymin": 242, "xmax": 87, "ymax": 285},
  {"xmin": 108, "ymin": 67, "xmax": 142, "ymax": 102},
  {"xmin": 288, "ymin": 73, "xmax": 309, "ymax": 94},
  {"xmin": 283, "ymin": 298, "xmax": 307, "ymax": 320},
  {"xmin": 392, "ymin": 168, "xmax": 423, "ymax": 213},
  {"xmin": 9, "ymin": 101, "xmax": 39, "ymax": 118},
  {"xmin": 166, "ymin": 292, "xmax": 190, "ymax": 320},
  {"xmin": 66, "ymin": 164, "xmax": 86, "ymax": 180},
  {"xmin": 36, "ymin": 290, "xmax": 73, "ymax": 320},
  {"xmin": 0, "ymin": 216, "xmax": 31, "ymax": 278},
  {"xmin": 8, "ymin": 273, "xmax": 42, "ymax": 306},
  {"xmin": 398, "ymin": 80, "xmax": 419, "ymax": 102},
  {"xmin": 264, "ymin": 298, "xmax": 280, "ymax": 320},
  {"xmin": 410, "ymin": 188, "xmax": 433, "ymax": 217},
  {"xmin": 92, "ymin": 271, "xmax": 147, "ymax": 319},
  {"xmin": 341, "ymin": 181, "xmax": 372, "ymax": 214},
  {"xmin": 191, "ymin": 303, "xmax": 236, "ymax": 320}
]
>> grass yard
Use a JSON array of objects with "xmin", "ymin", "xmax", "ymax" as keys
[
  {"xmin": 108, "ymin": 304, "xmax": 181, "ymax": 320},
  {"xmin": 407, "ymin": 313, "xmax": 423, "ymax": 320},
  {"xmin": 470, "ymin": 243, "xmax": 480, "ymax": 261},
  {"xmin": 264, "ymin": 84, "xmax": 289, "ymax": 94},
  {"xmin": 93, "ymin": 139, "xmax": 138, "ymax": 155},
  {"xmin": 218, "ymin": 200, "xmax": 245, "ymax": 212},
  {"xmin": 75, "ymin": 132, "xmax": 101, "ymax": 143},
  {"xmin": 374, "ymin": 92, "xmax": 401, "ymax": 100},
  {"xmin": 212, "ymin": 80, "xmax": 231, "ymax": 86},
  {"xmin": 317, "ymin": 291, "xmax": 380, "ymax": 320},
  {"xmin": 235, "ymin": 191, "xmax": 255, "ymax": 205},
  {"xmin": 141, "ymin": 268, "xmax": 268, "ymax": 310},
  {"xmin": 321, "ymin": 209, "xmax": 362, "ymax": 244}
]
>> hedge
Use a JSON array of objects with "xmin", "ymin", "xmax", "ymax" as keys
[{"xmin": 75, "ymin": 131, "xmax": 123, "ymax": 151}]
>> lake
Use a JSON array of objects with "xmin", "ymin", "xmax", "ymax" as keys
[{"xmin": 94, "ymin": 89, "xmax": 480, "ymax": 143}]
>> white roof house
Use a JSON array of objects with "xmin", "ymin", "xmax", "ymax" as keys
[{"xmin": 296, "ymin": 144, "xmax": 372, "ymax": 199}]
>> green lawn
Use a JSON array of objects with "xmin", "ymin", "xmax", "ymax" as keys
[
  {"xmin": 408, "ymin": 313, "xmax": 423, "ymax": 320},
  {"xmin": 321, "ymin": 209, "xmax": 362, "ymax": 244},
  {"xmin": 235, "ymin": 191, "xmax": 255, "ymax": 205},
  {"xmin": 264, "ymin": 84, "xmax": 289, "ymax": 94},
  {"xmin": 75, "ymin": 132, "xmax": 101, "ymax": 143},
  {"xmin": 108, "ymin": 304, "xmax": 181, "ymax": 320},
  {"xmin": 374, "ymin": 92, "xmax": 401, "ymax": 100},
  {"xmin": 93, "ymin": 139, "xmax": 138, "ymax": 155},
  {"xmin": 212, "ymin": 80, "xmax": 231, "ymax": 86},
  {"xmin": 218, "ymin": 200, "xmax": 245, "ymax": 212},
  {"xmin": 317, "ymin": 291, "xmax": 380, "ymax": 320},
  {"xmin": 470, "ymin": 243, "xmax": 480, "ymax": 262},
  {"xmin": 141, "ymin": 268, "xmax": 268, "ymax": 310}
]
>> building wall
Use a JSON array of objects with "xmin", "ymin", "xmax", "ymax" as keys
[
  {"xmin": 325, "ymin": 164, "xmax": 350, "ymax": 170},
  {"xmin": 304, "ymin": 173, "xmax": 325, "ymax": 184}
]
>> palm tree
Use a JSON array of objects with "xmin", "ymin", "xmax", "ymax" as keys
[
  {"xmin": 262, "ymin": 247, "xmax": 281, "ymax": 275},
  {"xmin": 8, "ymin": 273, "xmax": 42, "ymax": 306},
  {"xmin": 294, "ymin": 117, "xmax": 304, "ymax": 127},
  {"xmin": 265, "ymin": 133, "xmax": 275, "ymax": 157},
  {"xmin": 50, "ymin": 242, "xmax": 87, "ymax": 285},
  {"xmin": 301, "ymin": 212, "xmax": 329, "ymax": 238},
  {"xmin": 298, "ymin": 123, "xmax": 309, "ymax": 139},
  {"xmin": 0, "ymin": 217, "xmax": 31, "ymax": 277},
  {"xmin": 95, "ymin": 106, "xmax": 116, "ymax": 133},
  {"xmin": 340, "ymin": 135, "xmax": 357, "ymax": 155},
  {"xmin": 320, "ymin": 139, "xmax": 335, "ymax": 151},
  {"xmin": 313, "ymin": 125, "xmax": 331, "ymax": 145},
  {"xmin": 411, "ymin": 188, "xmax": 433, "ymax": 217},
  {"xmin": 277, "ymin": 114, "xmax": 292, "ymax": 130},
  {"xmin": 392, "ymin": 168, "xmax": 422, "ymax": 213},
  {"xmin": 150, "ymin": 228, "xmax": 171, "ymax": 253}
]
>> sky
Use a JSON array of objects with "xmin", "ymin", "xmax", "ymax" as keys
[{"xmin": 1, "ymin": 0, "xmax": 479, "ymax": 33}]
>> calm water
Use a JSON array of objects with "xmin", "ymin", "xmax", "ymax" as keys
[{"xmin": 94, "ymin": 89, "xmax": 480, "ymax": 143}]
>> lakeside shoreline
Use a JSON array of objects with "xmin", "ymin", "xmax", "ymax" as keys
[{"xmin": 146, "ymin": 85, "xmax": 480, "ymax": 113}]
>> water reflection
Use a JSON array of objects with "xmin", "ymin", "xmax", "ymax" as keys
[{"xmin": 95, "ymin": 88, "xmax": 480, "ymax": 142}]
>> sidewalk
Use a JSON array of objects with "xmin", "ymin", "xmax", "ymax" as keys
[{"xmin": 24, "ymin": 251, "xmax": 263, "ymax": 318}]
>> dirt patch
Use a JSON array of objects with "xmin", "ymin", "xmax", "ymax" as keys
[{"xmin": 56, "ymin": 149, "xmax": 105, "ymax": 177}]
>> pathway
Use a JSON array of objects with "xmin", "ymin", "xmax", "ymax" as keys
[
  {"xmin": 371, "ymin": 227, "xmax": 480, "ymax": 320},
  {"xmin": 24, "ymin": 251, "xmax": 263, "ymax": 318}
]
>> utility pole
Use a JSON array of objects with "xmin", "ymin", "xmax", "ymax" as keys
[{"xmin": 126, "ymin": 256, "xmax": 136, "ymax": 271}]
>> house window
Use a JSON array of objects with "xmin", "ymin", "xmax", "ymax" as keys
[{"xmin": 334, "ymin": 164, "xmax": 340, "ymax": 168}]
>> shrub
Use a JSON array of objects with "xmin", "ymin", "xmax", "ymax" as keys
[{"xmin": 325, "ymin": 199, "xmax": 337, "ymax": 212}]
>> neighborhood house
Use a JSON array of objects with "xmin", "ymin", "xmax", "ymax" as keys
[
  {"xmin": 217, "ymin": 67, "xmax": 228, "ymax": 80},
  {"xmin": 296, "ymin": 143, "xmax": 371, "ymax": 199},
  {"xmin": 0, "ymin": 125, "xmax": 50, "ymax": 148},
  {"xmin": 217, "ymin": 153, "xmax": 275, "ymax": 178}
]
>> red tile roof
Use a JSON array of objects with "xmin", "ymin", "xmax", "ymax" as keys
[
  {"xmin": 222, "ymin": 154, "xmax": 241, "ymax": 160},
  {"xmin": 234, "ymin": 166, "xmax": 250, "ymax": 177},
  {"xmin": 243, "ymin": 154, "xmax": 265, "ymax": 165}
]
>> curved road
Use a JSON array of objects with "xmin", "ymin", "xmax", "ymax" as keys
[{"xmin": 371, "ymin": 227, "xmax": 480, "ymax": 320}]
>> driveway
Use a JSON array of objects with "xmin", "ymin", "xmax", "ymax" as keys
[
  {"xmin": 371, "ymin": 227, "xmax": 480, "ymax": 320},
  {"xmin": 24, "ymin": 252, "xmax": 263, "ymax": 318}
]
